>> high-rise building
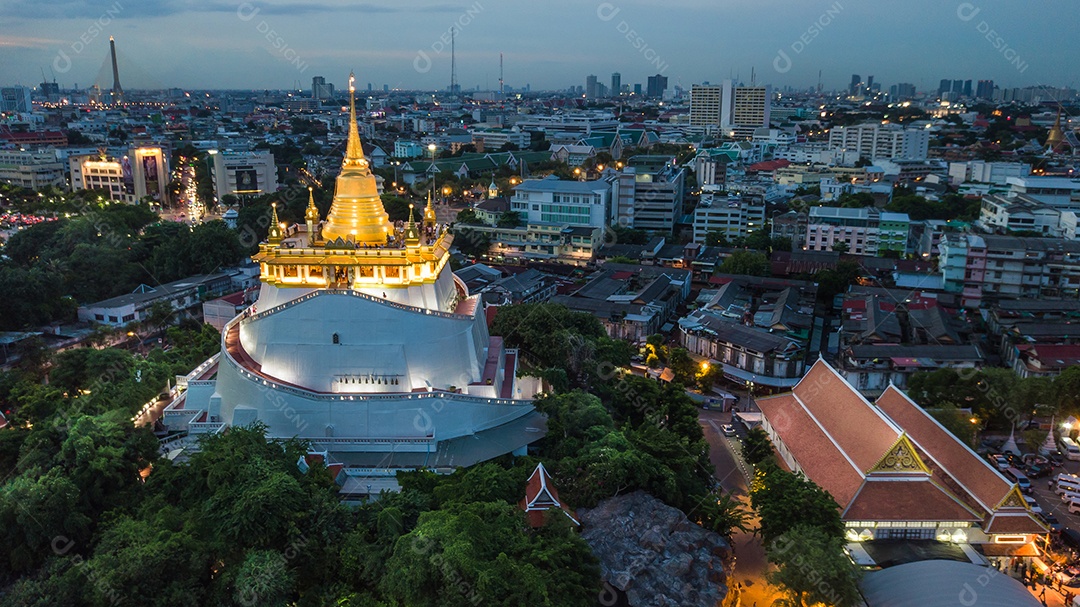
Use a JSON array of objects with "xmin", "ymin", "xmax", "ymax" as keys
[
  {"xmin": 164, "ymin": 76, "xmax": 543, "ymax": 479},
  {"xmin": 689, "ymin": 84, "xmax": 724, "ymax": 127},
  {"xmin": 828, "ymin": 123, "xmax": 930, "ymax": 160},
  {"xmin": 312, "ymin": 76, "xmax": 335, "ymax": 100},
  {"xmin": 938, "ymin": 79, "xmax": 951, "ymax": 96},
  {"xmin": 610, "ymin": 72, "xmax": 621, "ymax": 98},
  {"xmin": 952, "ymin": 79, "xmax": 964, "ymax": 94},
  {"xmin": 585, "ymin": 75, "xmax": 598, "ymax": 99},
  {"xmin": 633, "ymin": 83, "xmax": 642, "ymax": 96},
  {"xmin": 963, "ymin": 80, "xmax": 973, "ymax": 98},
  {"xmin": 646, "ymin": 74, "xmax": 668, "ymax": 98},
  {"xmin": 976, "ymin": 80, "xmax": 995, "ymax": 100},
  {"xmin": 68, "ymin": 146, "xmax": 170, "ymax": 204},
  {"xmin": 890, "ymin": 83, "xmax": 916, "ymax": 100},
  {"xmin": 866, "ymin": 75, "xmax": 874, "ymax": 93},
  {"xmin": 615, "ymin": 161, "xmax": 685, "ymax": 232},
  {"xmin": 849, "ymin": 74, "xmax": 861, "ymax": 96},
  {"xmin": 0, "ymin": 86, "xmax": 32, "ymax": 112},
  {"xmin": 731, "ymin": 85, "xmax": 771, "ymax": 131},
  {"xmin": 211, "ymin": 150, "xmax": 278, "ymax": 199},
  {"xmin": 38, "ymin": 80, "xmax": 60, "ymax": 100}
]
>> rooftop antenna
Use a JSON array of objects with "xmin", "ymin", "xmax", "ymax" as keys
[
  {"xmin": 499, "ymin": 52, "xmax": 504, "ymax": 95},
  {"xmin": 750, "ymin": 67, "xmax": 756, "ymax": 87}
]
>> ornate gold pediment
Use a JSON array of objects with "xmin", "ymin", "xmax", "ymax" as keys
[
  {"xmin": 995, "ymin": 486, "xmax": 1027, "ymax": 510},
  {"xmin": 867, "ymin": 434, "xmax": 932, "ymax": 475}
]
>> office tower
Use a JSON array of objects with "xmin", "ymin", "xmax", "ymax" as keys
[
  {"xmin": 850, "ymin": 74, "xmax": 861, "ymax": 96},
  {"xmin": 311, "ymin": 76, "xmax": 334, "ymax": 100},
  {"xmin": 866, "ymin": 75, "xmax": 874, "ymax": 93},
  {"xmin": 730, "ymin": 84, "xmax": 771, "ymax": 135},
  {"xmin": 109, "ymin": 36, "xmax": 123, "ymax": 105},
  {"xmin": 939, "ymin": 79, "xmax": 951, "ymax": 96},
  {"xmin": 585, "ymin": 75, "xmax": 598, "ymax": 99},
  {"xmin": 952, "ymin": 79, "xmax": 963, "ymax": 94},
  {"xmin": 383, "ymin": 84, "xmax": 389, "ymax": 92},
  {"xmin": 646, "ymin": 74, "xmax": 668, "ymax": 98},
  {"xmin": 963, "ymin": 80, "xmax": 973, "ymax": 98},
  {"xmin": 976, "ymin": 80, "xmax": 995, "ymax": 100},
  {"xmin": 890, "ymin": 83, "xmax": 916, "ymax": 100},
  {"xmin": 0, "ymin": 86, "xmax": 32, "ymax": 112},
  {"xmin": 690, "ymin": 84, "xmax": 724, "ymax": 127},
  {"xmin": 634, "ymin": 83, "xmax": 642, "ymax": 96},
  {"xmin": 611, "ymin": 72, "xmax": 621, "ymax": 98}
]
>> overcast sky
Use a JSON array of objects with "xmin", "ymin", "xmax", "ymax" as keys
[{"xmin": 0, "ymin": 0, "xmax": 1074, "ymax": 94}]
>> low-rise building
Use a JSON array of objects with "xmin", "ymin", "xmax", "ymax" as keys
[
  {"xmin": 939, "ymin": 233, "xmax": 1080, "ymax": 308},
  {"xmin": 79, "ymin": 273, "xmax": 233, "ymax": 327},
  {"xmin": 0, "ymin": 150, "xmax": 66, "ymax": 189},
  {"xmin": 677, "ymin": 276, "xmax": 817, "ymax": 388},
  {"xmin": 692, "ymin": 194, "xmax": 765, "ymax": 244},
  {"xmin": 759, "ymin": 360, "xmax": 1045, "ymax": 548},
  {"xmin": 550, "ymin": 263, "xmax": 691, "ymax": 342},
  {"xmin": 615, "ymin": 162, "xmax": 686, "ymax": 233},
  {"xmin": 978, "ymin": 193, "xmax": 1078, "ymax": 238},
  {"xmin": 804, "ymin": 207, "xmax": 911, "ymax": 257}
]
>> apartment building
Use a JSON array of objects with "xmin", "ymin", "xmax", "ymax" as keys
[
  {"xmin": 804, "ymin": 207, "xmax": 910, "ymax": 256},
  {"xmin": 692, "ymin": 194, "xmax": 765, "ymax": 244},
  {"xmin": 827, "ymin": 122, "xmax": 930, "ymax": 160},
  {"xmin": 940, "ymin": 233, "xmax": 1080, "ymax": 308}
]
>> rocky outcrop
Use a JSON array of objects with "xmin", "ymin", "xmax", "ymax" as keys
[{"xmin": 579, "ymin": 491, "xmax": 731, "ymax": 607}]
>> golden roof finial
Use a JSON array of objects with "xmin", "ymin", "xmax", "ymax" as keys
[
  {"xmin": 343, "ymin": 71, "xmax": 367, "ymax": 171},
  {"xmin": 305, "ymin": 187, "xmax": 319, "ymax": 222},
  {"xmin": 405, "ymin": 203, "xmax": 421, "ymax": 246},
  {"xmin": 268, "ymin": 202, "xmax": 283, "ymax": 243},
  {"xmin": 423, "ymin": 189, "xmax": 437, "ymax": 228}
]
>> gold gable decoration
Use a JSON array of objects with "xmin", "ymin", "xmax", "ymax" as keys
[
  {"xmin": 867, "ymin": 434, "xmax": 932, "ymax": 475},
  {"xmin": 995, "ymin": 486, "xmax": 1027, "ymax": 510}
]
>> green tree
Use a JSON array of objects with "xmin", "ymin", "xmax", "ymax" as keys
[
  {"xmin": 698, "ymin": 491, "xmax": 752, "ymax": 542},
  {"xmin": 496, "ymin": 211, "xmax": 523, "ymax": 228},
  {"xmin": 750, "ymin": 462, "xmax": 843, "ymax": 545},
  {"xmin": 743, "ymin": 427, "xmax": 775, "ymax": 465},
  {"xmin": 831, "ymin": 241, "xmax": 849, "ymax": 254},
  {"xmin": 719, "ymin": 250, "xmax": 770, "ymax": 276},
  {"xmin": 765, "ymin": 524, "xmax": 861, "ymax": 607}
]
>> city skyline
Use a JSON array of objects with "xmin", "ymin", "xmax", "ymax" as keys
[{"xmin": 0, "ymin": 0, "xmax": 1075, "ymax": 93}]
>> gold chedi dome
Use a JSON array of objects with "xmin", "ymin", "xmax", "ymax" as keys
[{"xmin": 321, "ymin": 73, "xmax": 392, "ymax": 244}]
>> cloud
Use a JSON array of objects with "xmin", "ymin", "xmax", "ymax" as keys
[
  {"xmin": 0, "ymin": 35, "xmax": 65, "ymax": 49},
  {"xmin": 0, "ymin": 0, "xmax": 464, "ymax": 20}
]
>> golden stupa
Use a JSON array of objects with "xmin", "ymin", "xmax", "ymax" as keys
[
  {"xmin": 320, "ymin": 73, "xmax": 392, "ymax": 244},
  {"xmin": 1046, "ymin": 110, "xmax": 1066, "ymax": 153}
]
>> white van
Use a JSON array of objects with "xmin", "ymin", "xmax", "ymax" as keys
[
  {"xmin": 1056, "ymin": 479, "xmax": 1080, "ymax": 495},
  {"xmin": 1061, "ymin": 437, "xmax": 1080, "ymax": 461},
  {"xmin": 1068, "ymin": 497, "xmax": 1080, "ymax": 515},
  {"xmin": 1063, "ymin": 489, "xmax": 1080, "ymax": 503},
  {"xmin": 1057, "ymin": 472, "xmax": 1080, "ymax": 484}
]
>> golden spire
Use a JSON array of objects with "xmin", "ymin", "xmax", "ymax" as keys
[
  {"xmin": 321, "ymin": 72, "xmax": 392, "ymax": 245},
  {"xmin": 405, "ymin": 203, "xmax": 421, "ymax": 246},
  {"xmin": 423, "ymin": 189, "xmax": 437, "ymax": 228},
  {"xmin": 268, "ymin": 202, "xmax": 283, "ymax": 243},
  {"xmin": 344, "ymin": 72, "xmax": 367, "ymax": 170},
  {"xmin": 1047, "ymin": 109, "xmax": 1065, "ymax": 152},
  {"xmin": 305, "ymin": 187, "xmax": 319, "ymax": 222}
]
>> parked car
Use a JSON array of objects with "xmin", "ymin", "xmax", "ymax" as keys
[
  {"xmin": 1061, "ymin": 528, "xmax": 1080, "ymax": 551},
  {"xmin": 721, "ymin": 424, "xmax": 736, "ymax": 437},
  {"xmin": 1024, "ymin": 496, "xmax": 1043, "ymax": 515},
  {"xmin": 1027, "ymin": 465, "xmax": 1050, "ymax": 479},
  {"xmin": 1039, "ymin": 513, "xmax": 1064, "ymax": 533},
  {"xmin": 989, "ymin": 454, "xmax": 1010, "ymax": 471},
  {"xmin": 1050, "ymin": 453, "xmax": 1066, "ymax": 467}
]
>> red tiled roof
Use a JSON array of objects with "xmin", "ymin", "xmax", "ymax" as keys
[
  {"xmin": 519, "ymin": 463, "xmax": 578, "ymax": 527},
  {"xmin": 875, "ymin": 385, "xmax": 1012, "ymax": 514},
  {"xmin": 843, "ymin": 478, "xmax": 980, "ymax": 522},
  {"xmin": 757, "ymin": 392, "xmax": 865, "ymax": 508},
  {"xmin": 792, "ymin": 361, "xmax": 901, "ymax": 472},
  {"xmin": 983, "ymin": 512, "xmax": 1048, "ymax": 535},
  {"xmin": 746, "ymin": 159, "xmax": 791, "ymax": 172},
  {"xmin": 484, "ymin": 305, "xmax": 498, "ymax": 328}
]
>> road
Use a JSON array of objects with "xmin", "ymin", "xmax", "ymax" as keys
[{"xmin": 699, "ymin": 407, "xmax": 782, "ymax": 607}]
